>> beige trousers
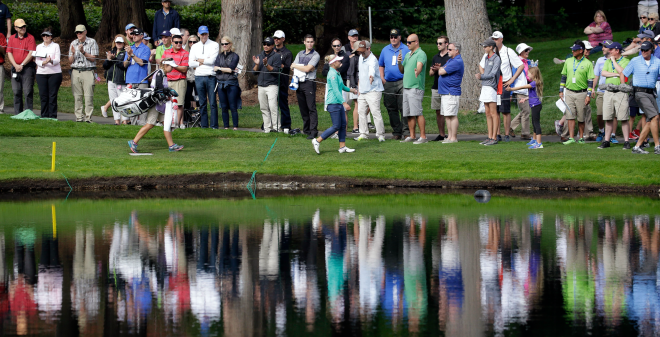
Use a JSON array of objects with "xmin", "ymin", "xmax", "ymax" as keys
[
  {"xmin": 258, "ymin": 85, "xmax": 279, "ymax": 132},
  {"xmin": 71, "ymin": 70, "xmax": 95, "ymax": 122}
]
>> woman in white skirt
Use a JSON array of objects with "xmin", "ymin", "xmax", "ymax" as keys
[{"xmin": 476, "ymin": 38, "xmax": 502, "ymax": 145}]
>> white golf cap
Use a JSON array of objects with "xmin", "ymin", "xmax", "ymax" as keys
[
  {"xmin": 329, "ymin": 55, "xmax": 344, "ymax": 65},
  {"xmin": 115, "ymin": 36, "xmax": 125, "ymax": 43},
  {"xmin": 582, "ymin": 40, "xmax": 593, "ymax": 50},
  {"xmin": 170, "ymin": 28, "xmax": 181, "ymax": 36},
  {"xmin": 273, "ymin": 30, "xmax": 285, "ymax": 38},
  {"xmin": 491, "ymin": 31, "xmax": 503, "ymax": 39},
  {"xmin": 163, "ymin": 60, "xmax": 178, "ymax": 67},
  {"xmin": 515, "ymin": 43, "xmax": 533, "ymax": 54}
]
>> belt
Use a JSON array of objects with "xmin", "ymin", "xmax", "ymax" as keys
[
  {"xmin": 72, "ymin": 67, "xmax": 95, "ymax": 72},
  {"xmin": 566, "ymin": 88, "xmax": 587, "ymax": 93},
  {"xmin": 633, "ymin": 86, "xmax": 655, "ymax": 94}
]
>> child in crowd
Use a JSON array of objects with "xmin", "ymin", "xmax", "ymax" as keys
[{"xmin": 507, "ymin": 67, "xmax": 544, "ymax": 149}]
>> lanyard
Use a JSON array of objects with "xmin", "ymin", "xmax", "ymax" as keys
[
  {"xmin": 572, "ymin": 57, "xmax": 584, "ymax": 75},
  {"xmin": 608, "ymin": 56, "xmax": 623, "ymax": 71}
]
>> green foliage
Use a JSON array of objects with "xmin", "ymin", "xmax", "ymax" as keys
[
  {"xmin": 7, "ymin": 2, "xmax": 103, "ymax": 37},
  {"xmin": 486, "ymin": 1, "xmax": 576, "ymax": 41},
  {"xmin": 358, "ymin": 0, "xmax": 445, "ymax": 42},
  {"xmin": 263, "ymin": 0, "xmax": 324, "ymax": 42},
  {"xmin": 171, "ymin": 0, "xmax": 222, "ymax": 37}
]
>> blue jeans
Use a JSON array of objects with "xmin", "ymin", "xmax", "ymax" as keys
[
  {"xmin": 195, "ymin": 76, "xmax": 218, "ymax": 128},
  {"xmin": 218, "ymin": 83, "xmax": 240, "ymax": 128},
  {"xmin": 321, "ymin": 104, "xmax": 347, "ymax": 142}
]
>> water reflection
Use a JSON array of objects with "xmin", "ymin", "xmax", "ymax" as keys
[{"xmin": 1, "ymin": 199, "xmax": 660, "ymax": 335}]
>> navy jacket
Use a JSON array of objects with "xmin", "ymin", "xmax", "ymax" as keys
[{"xmin": 152, "ymin": 8, "xmax": 180, "ymax": 43}]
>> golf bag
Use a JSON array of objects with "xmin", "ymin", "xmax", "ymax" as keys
[{"xmin": 112, "ymin": 88, "xmax": 176, "ymax": 118}]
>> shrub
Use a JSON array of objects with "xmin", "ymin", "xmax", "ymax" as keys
[
  {"xmin": 8, "ymin": 2, "xmax": 102, "ymax": 37},
  {"xmin": 263, "ymin": 0, "xmax": 324, "ymax": 42}
]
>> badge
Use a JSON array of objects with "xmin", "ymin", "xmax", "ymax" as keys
[
  {"xmin": 572, "ymin": 77, "xmax": 576, "ymax": 84},
  {"xmin": 392, "ymin": 55, "xmax": 396, "ymax": 66}
]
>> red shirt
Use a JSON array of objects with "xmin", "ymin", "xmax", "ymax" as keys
[
  {"xmin": 0, "ymin": 33, "xmax": 6, "ymax": 64},
  {"xmin": 163, "ymin": 47, "xmax": 189, "ymax": 81},
  {"xmin": 7, "ymin": 33, "xmax": 36, "ymax": 65}
]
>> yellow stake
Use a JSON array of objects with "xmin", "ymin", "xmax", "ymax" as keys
[
  {"xmin": 51, "ymin": 204, "xmax": 57, "ymax": 238},
  {"xmin": 51, "ymin": 142, "xmax": 56, "ymax": 172}
]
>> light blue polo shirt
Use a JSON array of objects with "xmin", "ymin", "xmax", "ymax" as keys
[
  {"xmin": 593, "ymin": 56, "xmax": 606, "ymax": 93},
  {"xmin": 378, "ymin": 43, "xmax": 410, "ymax": 82},
  {"xmin": 124, "ymin": 42, "xmax": 151, "ymax": 84},
  {"xmin": 623, "ymin": 55, "xmax": 660, "ymax": 89}
]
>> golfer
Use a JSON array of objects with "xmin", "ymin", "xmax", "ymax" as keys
[
  {"xmin": 128, "ymin": 59, "xmax": 184, "ymax": 153},
  {"xmin": 312, "ymin": 55, "xmax": 358, "ymax": 154}
]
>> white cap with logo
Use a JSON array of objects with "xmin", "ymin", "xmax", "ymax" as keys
[
  {"xmin": 273, "ymin": 30, "xmax": 285, "ymax": 38},
  {"xmin": 491, "ymin": 31, "xmax": 503, "ymax": 39}
]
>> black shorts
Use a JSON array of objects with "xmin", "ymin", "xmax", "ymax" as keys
[{"xmin": 497, "ymin": 89, "xmax": 511, "ymax": 114}]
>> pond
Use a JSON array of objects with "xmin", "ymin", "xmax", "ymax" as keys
[{"xmin": 0, "ymin": 193, "xmax": 658, "ymax": 336}]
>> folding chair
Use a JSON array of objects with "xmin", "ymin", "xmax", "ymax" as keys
[{"xmin": 183, "ymin": 108, "xmax": 201, "ymax": 128}]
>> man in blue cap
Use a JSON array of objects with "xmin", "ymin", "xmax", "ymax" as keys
[
  {"xmin": 189, "ymin": 25, "xmax": 219, "ymax": 128},
  {"xmin": 623, "ymin": 41, "xmax": 660, "ymax": 154},
  {"xmin": 153, "ymin": 0, "xmax": 180, "ymax": 47},
  {"xmin": 125, "ymin": 24, "xmax": 136, "ymax": 46}
]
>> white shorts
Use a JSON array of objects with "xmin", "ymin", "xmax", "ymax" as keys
[
  {"xmin": 479, "ymin": 86, "xmax": 497, "ymax": 103},
  {"xmin": 441, "ymin": 94, "xmax": 460, "ymax": 116}
]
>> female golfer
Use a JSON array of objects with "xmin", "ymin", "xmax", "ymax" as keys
[
  {"xmin": 128, "ymin": 58, "xmax": 184, "ymax": 153},
  {"xmin": 506, "ymin": 67, "xmax": 544, "ymax": 149},
  {"xmin": 476, "ymin": 38, "xmax": 501, "ymax": 146},
  {"xmin": 312, "ymin": 55, "xmax": 358, "ymax": 154}
]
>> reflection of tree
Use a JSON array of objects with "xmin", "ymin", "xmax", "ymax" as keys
[
  {"xmin": 71, "ymin": 227, "xmax": 100, "ymax": 333},
  {"xmin": 480, "ymin": 216, "xmax": 502, "ymax": 332}
]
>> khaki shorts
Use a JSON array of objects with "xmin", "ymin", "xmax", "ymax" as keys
[
  {"xmin": 564, "ymin": 89, "xmax": 588, "ymax": 122},
  {"xmin": 402, "ymin": 88, "xmax": 424, "ymax": 117},
  {"xmin": 440, "ymin": 94, "xmax": 460, "ymax": 116},
  {"xmin": 145, "ymin": 106, "xmax": 162, "ymax": 125},
  {"xmin": 603, "ymin": 91, "xmax": 629, "ymax": 121},
  {"xmin": 168, "ymin": 80, "xmax": 187, "ymax": 106},
  {"xmin": 431, "ymin": 91, "xmax": 442, "ymax": 110},
  {"xmin": 596, "ymin": 92, "xmax": 604, "ymax": 116}
]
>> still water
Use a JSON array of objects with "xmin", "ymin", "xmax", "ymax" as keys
[{"xmin": 0, "ymin": 193, "xmax": 659, "ymax": 336}]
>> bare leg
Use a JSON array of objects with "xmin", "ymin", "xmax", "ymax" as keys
[
  {"xmin": 164, "ymin": 130, "xmax": 174, "ymax": 147},
  {"xmin": 503, "ymin": 113, "xmax": 511, "ymax": 136},
  {"xmin": 435, "ymin": 110, "xmax": 445, "ymax": 137},
  {"xmin": 352, "ymin": 99, "xmax": 359, "ymax": 130},
  {"xmin": 568, "ymin": 119, "xmax": 575, "ymax": 139},
  {"xmin": 418, "ymin": 115, "xmax": 426, "ymax": 139},
  {"xmin": 578, "ymin": 122, "xmax": 585, "ymax": 139},
  {"xmin": 597, "ymin": 114, "xmax": 604, "ymax": 131},
  {"xmin": 408, "ymin": 117, "xmax": 417, "ymax": 139},
  {"xmin": 635, "ymin": 116, "xmax": 659, "ymax": 147},
  {"xmin": 622, "ymin": 121, "xmax": 630, "ymax": 142},
  {"xmin": 133, "ymin": 124, "xmax": 155, "ymax": 144},
  {"xmin": 604, "ymin": 120, "xmax": 613, "ymax": 141},
  {"xmin": 493, "ymin": 109, "xmax": 501, "ymax": 138},
  {"xmin": 611, "ymin": 117, "xmax": 617, "ymax": 137},
  {"xmin": 446, "ymin": 116, "xmax": 458, "ymax": 141}
]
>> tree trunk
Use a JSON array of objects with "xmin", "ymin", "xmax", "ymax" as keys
[
  {"xmin": 95, "ymin": 0, "xmax": 150, "ymax": 44},
  {"xmin": 321, "ymin": 0, "xmax": 358, "ymax": 55},
  {"xmin": 445, "ymin": 0, "xmax": 492, "ymax": 111},
  {"xmin": 57, "ymin": 0, "xmax": 87, "ymax": 40},
  {"xmin": 524, "ymin": 0, "xmax": 545, "ymax": 25},
  {"xmin": 220, "ymin": 0, "xmax": 263, "ymax": 89}
]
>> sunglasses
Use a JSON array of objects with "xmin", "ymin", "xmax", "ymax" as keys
[
  {"xmin": 189, "ymin": 40, "xmax": 198, "ymax": 44},
  {"xmin": 75, "ymin": 31, "xmax": 84, "ymax": 34},
  {"xmin": 651, "ymin": 18, "xmax": 656, "ymax": 21},
  {"xmin": 16, "ymin": 26, "xmax": 26, "ymax": 29},
  {"xmin": 390, "ymin": 35, "xmax": 399, "ymax": 39},
  {"xmin": 447, "ymin": 48, "xmax": 454, "ymax": 51},
  {"xmin": 41, "ymin": 34, "xmax": 52, "ymax": 37},
  {"xmin": 641, "ymin": 16, "xmax": 648, "ymax": 19},
  {"xmin": 263, "ymin": 43, "xmax": 273, "ymax": 46},
  {"xmin": 332, "ymin": 44, "xmax": 341, "ymax": 47},
  {"xmin": 406, "ymin": 40, "xmax": 417, "ymax": 44},
  {"xmin": 173, "ymin": 41, "xmax": 183, "ymax": 44},
  {"xmin": 221, "ymin": 43, "xmax": 230, "ymax": 46},
  {"xmin": 523, "ymin": 49, "xmax": 531, "ymax": 53}
]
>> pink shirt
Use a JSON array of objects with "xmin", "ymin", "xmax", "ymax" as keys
[
  {"xmin": 588, "ymin": 21, "xmax": 613, "ymax": 46},
  {"xmin": 35, "ymin": 42, "xmax": 61, "ymax": 75}
]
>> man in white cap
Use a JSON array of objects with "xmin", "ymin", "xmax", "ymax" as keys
[
  {"xmin": 483, "ymin": 31, "xmax": 524, "ymax": 142},
  {"xmin": 273, "ymin": 29, "xmax": 293, "ymax": 132},
  {"xmin": 354, "ymin": 40, "xmax": 385, "ymax": 142},
  {"xmin": 68, "ymin": 24, "xmax": 99, "ymax": 122}
]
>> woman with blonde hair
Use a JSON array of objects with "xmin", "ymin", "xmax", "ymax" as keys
[
  {"xmin": 584, "ymin": 10, "xmax": 612, "ymax": 54},
  {"xmin": 102, "ymin": 34, "xmax": 129, "ymax": 124},
  {"xmin": 213, "ymin": 36, "xmax": 241, "ymax": 129}
]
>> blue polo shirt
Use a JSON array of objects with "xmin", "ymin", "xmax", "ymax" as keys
[
  {"xmin": 593, "ymin": 56, "xmax": 607, "ymax": 93},
  {"xmin": 124, "ymin": 42, "xmax": 151, "ymax": 84},
  {"xmin": 623, "ymin": 55, "xmax": 660, "ymax": 89},
  {"xmin": 437, "ymin": 55, "xmax": 464, "ymax": 96},
  {"xmin": 378, "ymin": 43, "xmax": 410, "ymax": 82}
]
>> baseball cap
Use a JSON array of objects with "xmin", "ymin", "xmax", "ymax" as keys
[
  {"xmin": 125, "ymin": 23, "xmax": 136, "ymax": 31},
  {"xmin": 273, "ymin": 30, "xmax": 285, "ymax": 38},
  {"xmin": 75, "ymin": 25, "xmax": 86, "ymax": 33},
  {"xmin": 570, "ymin": 41, "xmax": 585, "ymax": 51},
  {"xmin": 170, "ymin": 28, "xmax": 181, "ymax": 36},
  {"xmin": 198, "ymin": 26, "xmax": 209, "ymax": 34},
  {"xmin": 599, "ymin": 40, "xmax": 614, "ymax": 47},
  {"xmin": 351, "ymin": 41, "xmax": 361, "ymax": 54},
  {"xmin": 481, "ymin": 38, "xmax": 496, "ymax": 47},
  {"xmin": 356, "ymin": 40, "xmax": 370, "ymax": 52},
  {"xmin": 14, "ymin": 19, "xmax": 26, "ymax": 28},
  {"xmin": 638, "ymin": 29, "xmax": 655, "ymax": 39},
  {"xmin": 114, "ymin": 36, "xmax": 125, "ymax": 43},
  {"xmin": 131, "ymin": 28, "xmax": 144, "ymax": 35},
  {"xmin": 390, "ymin": 29, "xmax": 401, "ymax": 37},
  {"xmin": 160, "ymin": 30, "xmax": 172, "ymax": 37},
  {"xmin": 348, "ymin": 29, "xmax": 359, "ymax": 36},
  {"xmin": 162, "ymin": 60, "xmax": 178, "ymax": 67},
  {"xmin": 641, "ymin": 41, "xmax": 654, "ymax": 51},
  {"xmin": 491, "ymin": 31, "xmax": 503, "ymax": 39},
  {"xmin": 608, "ymin": 42, "xmax": 623, "ymax": 51},
  {"xmin": 144, "ymin": 33, "xmax": 151, "ymax": 40},
  {"xmin": 263, "ymin": 37, "xmax": 275, "ymax": 45},
  {"xmin": 515, "ymin": 43, "xmax": 533, "ymax": 54},
  {"xmin": 582, "ymin": 40, "xmax": 593, "ymax": 50},
  {"xmin": 41, "ymin": 30, "xmax": 53, "ymax": 36}
]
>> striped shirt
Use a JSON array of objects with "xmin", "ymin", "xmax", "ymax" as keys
[
  {"xmin": 69, "ymin": 37, "xmax": 99, "ymax": 69},
  {"xmin": 622, "ymin": 55, "xmax": 660, "ymax": 89}
]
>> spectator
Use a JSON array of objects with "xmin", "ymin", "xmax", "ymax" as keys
[
  {"xmin": 153, "ymin": 0, "xmax": 180, "ymax": 47},
  {"xmin": 0, "ymin": 18, "xmax": 7, "ymax": 114},
  {"xmin": 179, "ymin": 28, "xmax": 190, "ymax": 50},
  {"xmin": 322, "ymin": 37, "xmax": 350, "ymax": 126},
  {"xmin": 592, "ymin": 42, "xmax": 611, "ymax": 142},
  {"xmin": 477, "ymin": 38, "xmax": 501, "ymax": 146},
  {"xmin": 509, "ymin": 43, "xmax": 533, "ymax": 140},
  {"xmin": 650, "ymin": 13, "xmax": 660, "ymax": 37},
  {"xmin": 584, "ymin": 10, "xmax": 612, "ymax": 54},
  {"xmin": 559, "ymin": 41, "xmax": 594, "ymax": 145},
  {"xmin": 0, "ymin": 0, "xmax": 11, "ymax": 37},
  {"xmin": 397, "ymin": 33, "xmax": 428, "ymax": 144},
  {"xmin": 68, "ymin": 25, "xmax": 99, "ymax": 123},
  {"xmin": 354, "ymin": 40, "xmax": 385, "ymax": 142},
  {"xmin": 35, "ymin": 28, "xmax": 61, "ymax": 119},
  {"xmin": 484, "ymin": 31, "xmax": 524, "ymax": 142},
  {"xmin": 163, "ymin": 33, "xmax": 189, "ymax": 127},
  {"xmin": 274, "ymin": 30, "xmax": 293, "ymax": 133},
  {"xmin": 189, "ymin": 25, "xmax": 220, "ymax": 129},
  {"xmin": 622, "ymin": 41, "xmax": 660, "ymax": 154},
  {"xmin": 342, "ymin": 29, "xmax": 359, "ymax": 54},
  {"xmin": 597, "ymin": 42, "xmax": 631, "ymax": 149},
  {"xmin": 436, "ymin": 42, "xmax": 464, "ymax": 144},
  {"xmin": 154, "ymin": 30, "xmax": 173, "ymax": 66},
  {"xmin": 379, "ymin": 29, "xmax": 410, "ymax": 140},
  {"xmin": 254, "ymin": 37, "xmax": 281, "ymax": 133},
  {"xmin": 127, "ymin": 59, "xmax": 183, "ymax": 153},
  {"xmin": 123, "ymin": 28, "xmax": 151, "ymax": 125},
  {"xmin": 429, "ymin": 35, "xmax": 450, "ymax": 141},
  {"xmin": 184, "ymin": 35, "xmax": 199, "ymax": 110},
  {"xmin": 640, "ymin": 13, "xmax": 651, "ymax": 34},
  {"xmin": 506, "ymin": 67, "xmax": 544, "ymax": 149},
  {"xmin": 346, "ymin": 40, "xmax": 362, "ymax": 133},
  {"xmin": 623, "ymin": 29, "xmax": 654, "ymax": 56},
  {"xmin": 214, "ymin": 36, "xmax": 240, "ymax": 130},
  {"xmin": 7, "ymin": 18, "xmax": 36, "ymax": 114},
  {"xmin": 102, "ymin": 35, "xmax": 128, "ymax": 125},
  {"xmin": 291, "ymin": 34, "xmax": 320, "ymax": 139},
  {"xmin": 311, "ymin": 54, "xmax": 358, "ymax": 154},
  {"xmin": 125, "ymin": 23, "xmax": 136, "ymax": 46}
]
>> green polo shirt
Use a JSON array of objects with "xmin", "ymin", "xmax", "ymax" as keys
[
  {"xmin": 402, "ymin": 48, "xmax": 427, "ymax": 90},
  {"xmin": 155, "ymin": 44, "xmax": 173, "ymax": 60},
  {"xmin": 561, "ymin": 56, "xmax": 594, "ymax": 91},
  {"xmin": 602, "ymin": 56, "xmax": 630, "ymax": 85}
]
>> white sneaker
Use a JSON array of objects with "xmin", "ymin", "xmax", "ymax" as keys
[
  {"xmin": 354, "ymin": 135, "xmax": 368, "ymax": 141},
  {"xmin": 338, "ymin": 146, "xmax": 355, "ymax": 153},
  {"xmin": 378, "ymin": 136, "xmax": 385, "ymax": 142},
  {"xmin": 283, "ymin": 128, "xmax": 290, "ymax": 134},
  {"xmin": 400, "ymin": 136, "xmax": 415, "ymax": 143},
  {"xmin": 180, "ymin": 124, "xmax": 186, "ymax": 129},
  {"xmin": 312, "ymin": 138, "xmax": 320, "ymax": 154},
  {"xmin": 413, "ymin": 137, "xmax": 428, "ymax": 144},
  {"xmin": 101, "ymin": 106, "xmax": 108, "ymax": 118}
]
